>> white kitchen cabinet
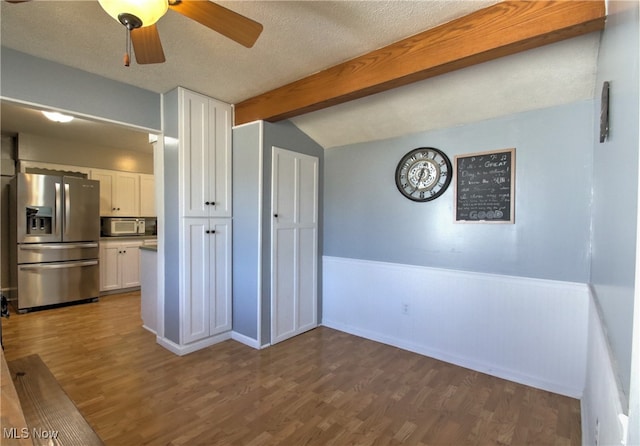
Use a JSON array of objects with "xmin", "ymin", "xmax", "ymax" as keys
[
  {"xmin": 180, "ymin": 89, "xmax": 232, "ymax": 218},
  {"xmin": 182, "ymin": 218, "xmax": 231, "ymax": 343},
  {"xmin": 139, "ymin": 174, "xmax": 156, "ymax": 217},
  {"xmin": 91, "ymin": 169, "xmax": 140, "ymax": 216},
  {"xmin": 100, "ymin": 239, "xmax": 142, "ymax": 292},
  {"xmin": 161, "ymin": 87, "xmax": 233, "ymax": 353},
  {"xmin": 91, "ymin": 169, "xmax": 115, "ymax": 216}
]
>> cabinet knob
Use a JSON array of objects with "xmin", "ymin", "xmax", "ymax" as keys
[
  {"xmin": 274, "ymin": 214, "xmax": 278, "ymax": 218},
  {"xmin": 205, "ymin": 201, "xmax": 210, "ymax": 205},
  {"xmin": 206, "ymin": 230, "xmax": 210, "ymax": 234}
]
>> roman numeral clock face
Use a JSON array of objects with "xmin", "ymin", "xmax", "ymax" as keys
[{"xmin": 395, "ymin": 147, "xmax": 453, "ymax": 202}]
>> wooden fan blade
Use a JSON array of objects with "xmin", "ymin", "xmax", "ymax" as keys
[
  {"xmin": 131, "ymin": 25, "xmax": 166, "ymax": 64},
  {"xmin": 169, "ymin": 1, "xmax": 263, "ymax": 48}
]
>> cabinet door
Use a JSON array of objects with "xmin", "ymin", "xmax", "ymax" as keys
[
  {"xmin": 209, "ymin": 99, "xmax": 232, "ymax": 218},
  {"xmin": 209, "ymin": 219, "xmax": 232, "ymax": 335},
  {"xmin": 182, "ymin": 218, "xmax": 210, "ymax": 343},
  {"xmin": 180, "ymin": 90, "xmax": 232, "ymax": 218},
  {"xmin": 120, "ymin": 242, "xmax": 141, "ymax": 288},
  {"xmin": 114, "ymin": 172, "xmax": 140, "ymax": 216},
  {"xmin": 271, "ymin": 148, "xmax": 319, "ymax": 345},
  {"xmin": 91, "ymin": 169, "xmax": 115, "ymax": 216},
  {"xmin": 139, "ymin": 174, "xmax": 156, "ymax": 217},
  {"xmin": 181, "ymin": 90, "xmax": 210, "ymax": 218},
  {"xmin": 100, "ymin": 243, "xmax": 121, "ymax": 291}
]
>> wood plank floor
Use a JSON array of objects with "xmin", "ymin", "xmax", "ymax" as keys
[{"xmin": 1, "ymin": 292, "xmax": 581, "ymax": 445}]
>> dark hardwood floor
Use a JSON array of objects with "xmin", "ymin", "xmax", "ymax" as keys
[{"xmin": 1, "ymin": 292, "xmax": 581, "ymax": 445}]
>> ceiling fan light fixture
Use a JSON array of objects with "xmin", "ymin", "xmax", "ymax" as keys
[
  {"xmin": 98, "ymin": 0, "xmax": 168, "ymax": 27},
  {"xmin": 42, "ymin": 111, "xmax": 74, "ymax": 123}
]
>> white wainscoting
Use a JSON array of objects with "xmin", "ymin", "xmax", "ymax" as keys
[
  {"xmin": 322, "ymin": 256, "xmax": 589, "ymax": 398},
  {"xmin": 581, "ymin": 286, "xmax": 629, "ymax": 446}
]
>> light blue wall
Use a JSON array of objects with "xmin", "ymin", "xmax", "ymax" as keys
[
  {"xmin": 232, "ymin": 123, "xmax": 262, "ymax": 340},
  {"xmin": 162, "ymin": 88, "xmax": 180, "ymax": 343},
  {"xmin": 325, "ymin": 101, "xmax": 594, "ymax": 283},
  {"xmin": 1, "ymin": 47, "xmax": 161, "ymax": 131},
  {"xmin": 590, "ymin": 0, "xmax": 639, "ymax": 399}
]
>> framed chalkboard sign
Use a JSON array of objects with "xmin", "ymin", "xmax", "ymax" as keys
[{"xmin": 454, "ymin": 148, "xmax": 515, "ymax": 223}]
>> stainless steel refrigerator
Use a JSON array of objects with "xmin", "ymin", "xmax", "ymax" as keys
[{"xmin": 10, "ymin": 173, "xmax": 100, "ymax": 311}]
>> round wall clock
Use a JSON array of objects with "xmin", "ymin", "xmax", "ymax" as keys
[{"xmin": 395, "ymin": 147, "xmax": 453, "ymax": 202}]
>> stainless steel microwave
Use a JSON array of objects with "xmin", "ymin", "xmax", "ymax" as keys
[{"xmin": 101, "ymin": 217, "xmax": 145, "ymax": 236}]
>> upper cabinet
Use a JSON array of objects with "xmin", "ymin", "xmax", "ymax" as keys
[
  {"xmin": 139, "ymin": 174, "xmax": 156, "ymax": 217},
  {"xmin": 180, "ymin": 89, "xmax": 232, "ymax": 218},
  {"xmin": 91, "ymin": 169, "xmax": 139, "ymax": 216},
  {"xmin": 91, "ymin": 169, "xmax": 155, "ymax": 217}
]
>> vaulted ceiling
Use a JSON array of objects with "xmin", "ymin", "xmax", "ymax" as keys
[{"xmin": 0, "ymin": 1, "xmax": 604, "ymax": 149}]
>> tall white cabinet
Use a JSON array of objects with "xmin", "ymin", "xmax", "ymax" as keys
[{"xmin": 161, "ymin": 87, "xmax": 232, "ymax": 354}]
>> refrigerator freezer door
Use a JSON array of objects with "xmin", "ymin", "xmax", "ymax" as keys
[
  {"xmin": 17, "ymin": 260, "xmax": 99, "ymax": 310},
  {"xmin": 17, "ymin": 243, "xmax": 99, "ymax": 264},
  {"xmin": 63, "ymin": 177, "xmax": 100, "ymax": 242}
]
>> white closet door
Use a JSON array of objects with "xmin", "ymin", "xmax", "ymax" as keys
[{"xmin": 271, "ymin": 147, "xmax": 318, "ymax": 344}]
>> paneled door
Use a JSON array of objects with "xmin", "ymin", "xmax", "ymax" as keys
[
  {"xmin": 271, "ymin": 147, "xmax": 319, "ymax": 344},
  {"xmin": 181, "ymin": 217, "xmax": 232, "ymax": 344}
]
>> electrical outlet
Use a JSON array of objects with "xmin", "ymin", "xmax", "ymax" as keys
[{"xmin": 402, "ymin": 303, "xmax": 409, "ymax": 315}]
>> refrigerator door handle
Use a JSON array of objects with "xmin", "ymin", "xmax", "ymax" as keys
[
  {"xmin": 19, "ymin": 243, "xmax": 99, "ymax": 250},
  {"xmin": 55, "ymin": 182, "xmax": 61, "ymax": 236},
  {"xmin": 64, "ymin": 183, "xmax": 71, "ymax": 236},
  {"xmin": 19, "ymin": 260, "xmax": 98, "ymax": 271}
]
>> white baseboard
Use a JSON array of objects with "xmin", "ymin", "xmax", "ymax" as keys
[
  {"xmin": 156, "ymin": 331, "xmax": 232, "ymax": 356},
  {"xmin": 322, "ymin": 256, "xmax": 589, "ymax": 398},
  {"xmin": 231, "ymin": 331, "xmax": 261, "ymax": 349},
  {"xmin": 142, "ymin": 324, "xmax": 157, "ymax": 335}
]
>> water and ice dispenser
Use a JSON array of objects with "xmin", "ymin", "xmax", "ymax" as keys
[{"xmin": 25, "ymin": 206, "xmax": 53, "ymax": 235}]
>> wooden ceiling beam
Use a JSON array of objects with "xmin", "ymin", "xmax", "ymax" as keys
[{"xmin": 234, "ymin": 0, "xmax": 605, "ymax": 126}]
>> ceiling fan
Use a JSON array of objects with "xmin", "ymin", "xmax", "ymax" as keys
[{"xmin": 6, "ymin": 0, "xmax": 263, "ymax": 66}]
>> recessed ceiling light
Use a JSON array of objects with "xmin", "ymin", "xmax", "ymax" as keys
[{"xmin": 42, "ymin": 111, "xmax": 74, "ymax": 123}]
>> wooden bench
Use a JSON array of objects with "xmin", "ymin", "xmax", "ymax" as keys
[{"xmin": 6, "ymin": 354, "xmax": 104, "ymax": 446}]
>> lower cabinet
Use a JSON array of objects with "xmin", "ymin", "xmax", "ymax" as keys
[
  {"xmin": 182, "ymin": 218, "xmax": 232, "ymax": 344},
  {"xmin": 100, "ymin": 239, "xmax": 142, "ymax": 292}
]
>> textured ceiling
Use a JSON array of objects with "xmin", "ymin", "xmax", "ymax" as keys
[{"xmin": 0, "ymin": 1, "xmax": 601, "ymax": 150}]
